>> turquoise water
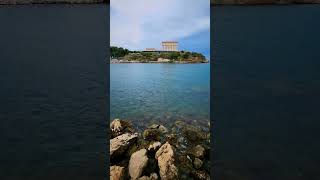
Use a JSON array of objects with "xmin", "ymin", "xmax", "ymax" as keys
[{"xmin": 111, "ymin": 63, "xmax": 210, "ymax": 130}]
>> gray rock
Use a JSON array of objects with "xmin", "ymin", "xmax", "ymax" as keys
[
  {"xmin": 110, "ymin": 133, "xmax": 138, "ymax": 159},
  {"xmin": 129, "ymin": 149, "xmax": 148, "ymax": 179}
]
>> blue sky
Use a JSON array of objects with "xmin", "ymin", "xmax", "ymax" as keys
[{"xmin": 110, "ymin": 0, "xmax": 210, "ymax": 59}]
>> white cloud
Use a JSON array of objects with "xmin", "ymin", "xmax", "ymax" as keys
[{"xmin": 110, "ymin": 0, "xmax": 210, "ymax": 50}]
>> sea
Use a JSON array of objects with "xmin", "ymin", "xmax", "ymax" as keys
[{"xmin": 110, "ymin": 63, "xmax": 210, "ymax": 131}]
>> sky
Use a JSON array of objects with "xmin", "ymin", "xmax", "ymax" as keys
[{"xmin": 110, "ymin": 0, "xmax": 210, "ymax": 59}]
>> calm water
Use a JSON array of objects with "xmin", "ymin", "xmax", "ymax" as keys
[
  {"xmin": 111, "ymin": 63, "xmax": 210, "ymax": 130},
  {"xmin": 0, "ymin": 5, "xmax": 108, "ymax": 179},
  {"xmin": 213, "ymin": 5, "xmax": 320, "ymax": 180}
]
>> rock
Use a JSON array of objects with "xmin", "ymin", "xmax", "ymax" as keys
[
  {"xmin": 138, "ymin": 176, "xmax": 149, "ymax": 180},
  {"xmin": 110, "ymin": 133, "xmax": 138, "ymax": 159},
  {"xmin": 158, "ymin": 125, "xmax": 168, "ymax": 134},
  {"xmin": 110, "ymin": 165, "xmax": 125, "ymax": 180},
  {"xmin": 190, "ymin": 145, "xmax": 205, "ymax": 159},
  {"xmin": 129, "ymin": 149, "xmax": 148, "ymax": 179},
  {"xmin": 144, "ymin": 124, "xmax": 168, "ymax": 141},
  {"xmin": 183, "ymin": 125, "xmax": 207, "ymax": 142},
  {"xmin": 149, "ymin": 124, "xmax": 168, "ymax": 133},
  {"xmin": 193, "ymin": 158, "xmax": 203, "ymax": 169},
  {"xmin": 143, "ymin": 128, "xmax": 161, "ymax": 141},
  {"xmin": 148, "ymin": 141, "xmax": 161, "ymax": 152},
  {"xmin": 177, "ymin": 155, "xmax": 193, "ymax": 174},
  {"xmin": 149, "ymin": 173, "xmax": 158, "ymax": 180},
  {"xmin": 138, "ymin": 173, "xmax": 158, "ymax": 180},
  {"xmin": 110, "ymin": 119, "xmax": 135, "ymax": 138},
  {"xmin": 165, "ymin": 134, "xmax": 177, "ymax": 146},
  {"xmin": 155, "ymin": 142, "xmax": 178, "ymax": 180},
  {"xmin": 110, "ymin": 119, "xmax": 123, "ymax": 137},
  {"xmin": 191, "ymin": 170, "xmax": 210, "ymax": 180}
]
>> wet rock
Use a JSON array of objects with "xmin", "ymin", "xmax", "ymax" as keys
[
  {"xmin": 129, "ymin": 149, "xmax": 148, "ymax": 179},
  {"xmin": 165, "ymin": 134, "xmax": 177, "ymax": 146},
  {"xmin": 183, "ymin": 125, "xmax": 207, "ymax": 142},
  {"xmin": 155, "ymin": 142, "xmax": 178, "ymax": 180},
  {"xmin": 158, "ymin": 125, "xmax": 168, "ymax": 134},
  {"xmin": 177, "ymin": 155, "xmax": 193, "ymax": 174},
  {"xmin": 191, "ymin": 170, "xmax": 210, "ymax": 180},
  {"xmin": 190, "ymin": 145, "xmax": 205, "ymax": 159},
  {"xmin": 143, "ymin": 128, "xmax": 161, "ymax": 141},
  {"xmin": 110, "ymin": 165, "xmax": 125, "ymax": 180},
  {"xmin": 149, "ymin": 124, "xmax": 168, "ymax": 133},
  {"xmin": 138, "ymin": 173, "xmax": 158, "ymax": 180},
  {"xmin": 110, "ymin": 119, "xmax": 123, "ymax": 137},
  {"xmin": 110, "ymin": 133, "xmax": 138, "ymax": 159},
  {"xmin": 193, "ymin": 158, "xmax": 203, "ymax": 169},
  {"xmin": 147, "ymin": 141, "xmax": 161, "ymax": 152}
]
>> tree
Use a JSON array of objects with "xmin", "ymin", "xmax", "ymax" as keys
[{"xmin": 110, "ymin": 46, "xmax": 130, "ymax": 58}]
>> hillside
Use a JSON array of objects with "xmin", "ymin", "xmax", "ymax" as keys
[{"xmin": 110, "ymin": 46, "xmax": 208, "ymax": 63}]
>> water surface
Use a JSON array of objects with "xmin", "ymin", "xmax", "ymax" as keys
[{"xmin": 111, "ymin": 63, "xmax": 210, "ymax": 131}]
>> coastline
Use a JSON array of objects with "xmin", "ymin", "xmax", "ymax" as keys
[{"xmin": 109, "ymin": 118, "xmax": 210, "ymax": 180}]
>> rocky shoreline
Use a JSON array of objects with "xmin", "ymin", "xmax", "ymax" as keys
[
  {"xmin": 109, "ymin": 119, "xmax": 211, "ymax": 180},
  {"xmin": 0, "ymin": 0, "xmax": 108, "ymax": 5}
]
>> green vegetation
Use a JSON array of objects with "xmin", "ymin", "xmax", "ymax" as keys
[
  {"xmin": 110, "ymin": 46, "xmax": 207, "ymax": 63},
  {"xmin": 110, "ymin": 46, "xmax": 130, "ymax": 58}
]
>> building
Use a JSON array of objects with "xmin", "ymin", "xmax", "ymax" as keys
[
  {"xmin": 145, "ymin": 48, "xmax": 156, "ymax": 51},
  {"xmin": 161, "ymin": 41, "xmax": 178, "ymax": 51}
]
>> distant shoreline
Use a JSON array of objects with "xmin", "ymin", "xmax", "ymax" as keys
[{"xmin": 110, "ymin": 59, "xmax": 209, "ymax": 64}]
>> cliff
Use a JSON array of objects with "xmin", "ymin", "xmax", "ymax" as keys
[
  {"xmin": 211, "ymin": 0, "xmax": 320, "ymax": 5},
  {"xmin": 0, "ymin": 0, "xmax": 108, "ymax": 4}
]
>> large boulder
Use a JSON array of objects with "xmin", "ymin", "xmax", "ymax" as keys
[
  {"xmin": 110, "ymin": 165, "xmax": 125, "ymax": 180},
  {"xmin": 129, "ymin": 149, "xmax": 149, "ymax": 179},
  {"xmin": 155, "ymin": 142, "xmax": 178, "ymax": 180},
  {"xmin": 110, "ymin": 133, "xmax": 138, "ymax": 159}
]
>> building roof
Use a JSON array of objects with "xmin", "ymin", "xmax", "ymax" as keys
[{"xmin": 162, "ymin": 41, "xmax": 178, "ymax": 43}]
